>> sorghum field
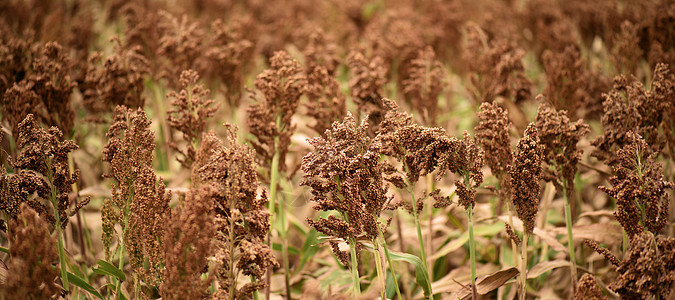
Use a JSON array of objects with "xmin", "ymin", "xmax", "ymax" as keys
[{"xmin": 1, "ymin": 0, "xmax": 674, "ymax": 299}]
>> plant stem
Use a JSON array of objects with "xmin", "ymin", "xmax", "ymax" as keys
[
  {"xmin": 269, "ymin": 113, "xmax": 291, "ymax": 300},
  {"xmin": 116, "ymin": 187, "xmax": 133, "ymax": 298},
  {"xmin": 348, "ymin": 236, "xmax": 361, "ymax": 296},
  {"xmin": 410, "ymin": 189, "xmax": 429, "ymax": 274},
  {"xmin": 373, "ymin": 239, "xmax": 387, "ymax": 300},
  {"xmin": 506, "ymin": 201, "xmax": 520, "ymax": 267},
  {"xmin": 252, "ymin": 277, "xmax": 260, "ymax": 300},
  {"xmin": 46, "ymin": 162, "xmax": 69, "ymax": 291},
  {"xmin": 520, "ymin": 231, "xmax": 528, "ymax": 300},
  {"xmin": 426, "ymin": 174, "xmax": 435, "ymax": 282},
  {"xmin": 379, "ymin": 230, "xmax": 402, "ymax": 300},
  {"xmin": 562, "ymin": 182, "xmax": 578, "ymax": 290},
  {"xmin": 468, "ymin": 205, "xmax": 476, "ymax": 288}
]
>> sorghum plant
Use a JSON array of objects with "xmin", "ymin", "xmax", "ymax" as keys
[
  {"xmin": 197, "ymin": 128, "xmax": 277, "ymax": 299},
  {"xmin": 592, "ymin": 63, "xmax": 673, "ymax": 163},
  {"xmin": 247, "ymin": 50, "xmax": 306, "ymax": 299},
  {"xmin": 347, "ymin": 50, "xmax": 389, "ymax": 135},
  {"xmin": 573, "ymin": 274, "xmax": 606, "ymax": 300},
  {"xmin": 304, "ymin": 64, "xmax": 346, "ymax": 136},
  {"xmin": 463, "ymin": 23, "xmax": 531, "ymax": 105},
  {"xmin": 302, "ymin": 112, "xmax": 397, "ymax": 297},
  {"xmin": 9, "ymin": 114, "xmax": 89, "ymax": 290},
  {"xmin": 375, "ymin": 99, "xmax": 456, "ymax": 294},
  {"xmin": 167, "ymin": 69, "xmax": 218, "ymax": 170},
  {"xmin": 542, "ymin": 46, "xmax": 597, "ymax": 118},
  {"xmin": 509, "ymin": 123, "xmax": 544, "ymax": 300},
  {"xmin": 599, "ymin": 131, "xmax": 673, "ymax": 239},
  {"xmin": 156, "ymin": 11, "xmax": 204, "ymax": 87},
  {"xmin": 82, "ymin": 37, "xmax": 150, "ymax": 120},
  {"xmin": 0, "ymin": 203, "xmax": 61, "ymax": 299},
  {"xmin": 1, "ymin": 42, "xmax": 76, "ymax": 137},
  {"xmin": 609, "ymin": 232, "xmax": 675, "ymax": 298},
  {"xmin": 535, "ymin": 99, "xmax": 589, "ymax": 287},
  {"xmin": 203, "ymin": 18, "xmax": 254, "ymax": 107},
  {"xmin": 160, "ymin": 185, "xmax": 215, "ymax": 299},
  {"xmin": 101, "ymin": 106, "xmax": 169, "ymax": 297},
  {"xmin": 402, "ymin": 46, "xmax": 445, "ymax": 126}
]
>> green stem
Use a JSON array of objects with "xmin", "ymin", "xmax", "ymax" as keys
[
  {"xmin": 46, "ymin": 161, "xmax": 69, "ymax": 291},
  {"xmin": 56, "ymin": 219, "xmax": 69, "ymax": 291},
  {"xmin": 562, "ymin": 183, "xmax": 578, "ymax": 288},
  {"xmin": 468, "ymin": 205, "xmax": 476, "ymax": 288},
  {"xmin": 116, "ymin": 188, "xmax": 133, "ymax": 298},
  {"xmin": 410, "ymin": 189, "xmax": 429, "ymax": 274},
  {"xmin": 348, "ymin": 237, "xmax": 361, "ymax": 296},
  {"xmin": 379, "ymin": 231, "xmax": 402, "ymax": 300},
  {"xmin": 269, "ymin": 114, "xmax": 291, "ymax": 300},
  {"xmin": 520, "ymin": 231, "xmax": 528, "ymax": 300},
  {"xmin": 507, "ymin": 201, "xmax": 520, "ymax": 267},
  {"xmin": 252, "ymin": 277, "xmax": 259, "ymax": 300},
  {"xmin": 402, "ymin": 161, "xmax": 430, "ymax": 277},
  {"xmin": 373, "ymin": 240, "xmax": 387, "ymax": 299}
]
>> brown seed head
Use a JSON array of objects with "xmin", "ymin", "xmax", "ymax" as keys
[
  {"xmin": 126, "ymin": 166, "xmax": 170, "ymax": 287},
  {"xmin": 305, "ymin": 64, "xmax": 346, "ymax": 135},
  {"xmin": 247, "ymin": 51, "xmax": 307, "ymax": 172},
  {"xmin": 402, "ymin": 46, "xmax": 445, "ymax": 126},
  {"xmin": 0, "ymin": 204, "xmax": 60, "ymax": 299},
  {"xmin": 167, "ymin": 69, "xmax": 219, "ymax": 169},
  {"xmin": 203, "ymin": 18, "xmax": 255, "ymax": 106},
  {"xmin": 535, "ymin": 98, "xmax": 589, "ymax": 192},
  {"xmin": 475, "ymin": 102, "xmax": 513, "ymax": 180},
  {"xmin": 509, "ymin": 123, "xmax": 544, "ymax": 234},
  {"xmin": 197, "ymin": 126, "xmax": 277, "ymax": 295},
  {"xmin": 302, "ymin": 112, "xmax": 392, "ymax": 246},
  {"xmin": 10, "ymin": 114, "xmax": 88, "ymax": 228},
  {"xmin": 464, "ymin": 23, "xmax": 531, "ymax": 104},
  {"xmin": 592, "ymin": 64, "xmax": 673, "ymax": 162},
  {"xmin": 598, "ymin": 131, "xmax": 673, "ymax": 238},
  {"xmin": 610, "ymin": 232, "xmax": 675, "ymax": 298},
  {"xmin": 574, "ymin": 273, "xmax": 607, "ymax": 300},
  {"xmin": 82, "ymin": 37, "xmax": 150, "ymax": 119},
  {"xmin": 161, "ymin": 185, "xmax": 215, "ymax": 300},
  {"xmin": 347, "ymin": 50, "xmax": 388, "ymax": 135}
]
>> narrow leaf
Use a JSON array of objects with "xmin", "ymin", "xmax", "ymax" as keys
[
  {"xmin": 527, "ymin": 260, "xmax": 570, "ymax": 279},
  {"xmin": 95, "ymin": 259, "xmax": 126, "ymax": 282},
  {"xmin": 295, "ymin": 228, "xmax": 320, "ymax": 275},
  {"xmin": 456, "ymin": 267, "xmax": 519, "ymax": 299},
  {"xmin": 67, "ymin": 272, "xmax": 104, "ymax": 300},
  {"xmin": 382, "ymin": 249, "xmax": 432, "ymax": 297},
  {"xmin": 431, "ymin": 222, "xmax": 505, "ymax": 260}
]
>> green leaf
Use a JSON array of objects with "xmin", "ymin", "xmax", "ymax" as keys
[
  {"xmin": 431, "ymin": 222, "xmax": 505, "ymax": 260},
  {"xmin": 94, "ymin": 259, "xmax": 126, "ymax": 282},
  {"xmin": 0, "ymin": 247, "xmax": 8, "ymax": 254},
  {"xmin": 272, "ymin": 243, "xmax": 300, "ymax": 255},
  {"xmin": 67, "ymin": 272, "xmax": 104, "ymax": 300},
  {"xmin": 295, "ymin": 228, "xmax": 320, "ymax": 275},
  {"xmin": 380, "ymin": 248, "xmax": 432, "ymax": 298}
]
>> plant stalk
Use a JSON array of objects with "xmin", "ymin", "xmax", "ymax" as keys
[
  {"xmin": 348, "ymin": 236, "xmax": 361, "ymax": 296},
  {"xmin": 373, "ymin": 240, "xmax": 387, "ymax": 300},
  {"xmin": 520, "ymin": 231, "xmax": 528, "ymax": 300},
  {"xmin": 468, "ymin": 205, "xmax": 477, "ymax": 288},
  {"xmin": 379, "ymin": 230, "xmax": 402, "ymax": 300},
  {"xmin": 46, "ymin": 162, "xmax": 69, "ymax": 291},
  {"xmin": 270, "ymin": 113, "xmax": 291, "ymax": 300},
  {"xmin": 562, "ymin": 182, "xmax": 578, "ymax": 290}
]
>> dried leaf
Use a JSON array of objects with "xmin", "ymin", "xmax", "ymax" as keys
[
  {"xmin": 498, "ymin": 216, "xmax": 567, "ymax": 253},
  {"xmin": 527, "ymin": 260, "xmax": 570, "ymax": 279},
  {"xmin": 456, "ymin": 267, "xmax": 520, "ymax": 299},
  {"xmin": 551, "ymin": 223, "xmax": 623, "ymax": 246}
]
